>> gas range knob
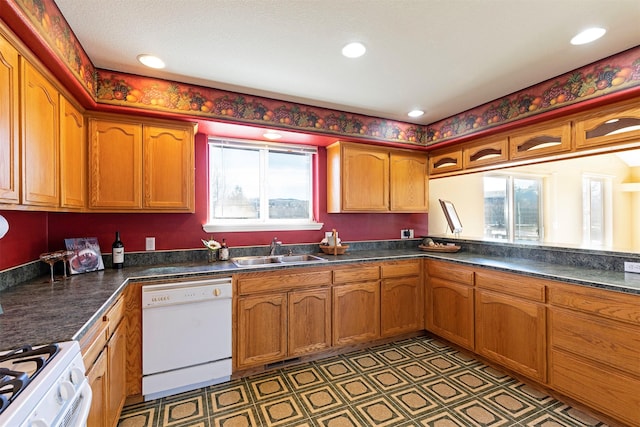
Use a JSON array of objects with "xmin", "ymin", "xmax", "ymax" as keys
[
  {"xmin": 69, "ymin": 366, "xmax": 85, "ymax": 385},
  {"xmin": 57, "ymin": 380, "xmax": 75, "ymax": 403}
]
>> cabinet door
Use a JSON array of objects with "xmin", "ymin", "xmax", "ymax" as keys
[
  {"xmin": 475, "ymin": 289, "xmax": 546, "ymax": 382},
  {"xmin": 237, "ymin": 293, "xmax": 287, "ymax": 368},
  {"xmin": 381, "ymin": 275, "xmax": 423, "ymax": 337},
  {"xmin": 390, "ymin": 152, "xmax": 428, "ymax": 211},
  {"xmin": 426, "ymin": 277, "xmax": 475, "ymax": 350},
  {"xmin": 288, "ymin": 288, "xmax": 331, "ymax": 356},
  {"xmin": 86, "ymin": 349, "xmax": 108, "ymax": 427},
  {"xmin": 428, "ymin": 148, "xmax": 462, "ymax": 176},
  {"xmin": 143, "ymin": 125, "xmax": 194, "ymax": 211},
  {"xmin": 21, "ymin": 59, "xmax": 59, "ymax": 206},
  {"xmin": 575, "ymin": 101, "xmax": 640, "ymax": 149},
  {"xmin": 89, "ymin": 119, "xmax": 142, "ymax": 209},
  {"xmin": 59, "ymin": 96, "xmax": 85, "ymax": 209},
  {"xmin": 509, "ymin": 121, "xmax": 572, "ymax": 160},
  {"xmin": 106, "ymin": 321, "xmax": 127, "ymax": 427},
  {"xmin": 342, "ymin": 145, "xmax": 389, "ymax": 211},
  {"xmin": 332, "ymin": 281, "xmax": 380, "ymax": 346},
  {"xmin": 0, "ymin": 34, "xmax": 19, "ymax": 204}
]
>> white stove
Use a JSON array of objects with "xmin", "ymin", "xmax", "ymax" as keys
[{"xmin": 0, "ymin": 341, "xmax": 91, "ymax": 427}]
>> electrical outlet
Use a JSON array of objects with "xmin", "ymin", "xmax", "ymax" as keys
[
  {"xmin": 145, "ymin": 237, "xmax": 156, "ymax": 251},
  {"xmin": 624, "ymin": 261, "xmax": 640, "ymax": 274},
  {"xmin": 408, "ymin": 229, "xmax": 414, "ymax": 238}
]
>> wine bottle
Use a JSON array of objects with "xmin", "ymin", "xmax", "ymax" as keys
[
  {"xmin": 112, "ymin": 231, "xmax": 125, "ymax": 269},
  {"xmin": 219, "ymin": 238, "xmax": 229, "ymax": 261}
]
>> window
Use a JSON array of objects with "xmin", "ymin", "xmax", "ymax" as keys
[
  {"xmin": 203, "ymin": 139, "xmax": 323, "ymax": 232},
  {"xmin": 483, "ymin": 174, "xmax": 542, "ymax": 242},
  {"xmin": 582, "ymin": 174, "xmax": 612, "ymax": 247}
]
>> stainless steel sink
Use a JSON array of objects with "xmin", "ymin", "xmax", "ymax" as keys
[
  {"xmin": 231, "ymin": 254, "xmax": 327, "ymax": 267},
  {"xmin": 278, "ymin": 254, "xmax": 325, "ymax": 263}
]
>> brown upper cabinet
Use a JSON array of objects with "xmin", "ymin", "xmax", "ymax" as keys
[
  {"xmin": 463, "ymin": 136, "xmax": 509, "ymax": 170},
  {"xmin": 428, "ymin": 147, "xmax": 463, "ymax": 176},
  {"xmin": 575, "ymin": 100, "xmax": 640, "ymax": 149},
  {"xmin": 0, "ymin": 32, "xmax": 19, "ymax": 204},
  {"xmin": 21, "ymin": 58, "xmax": 60, "ymax": 207},
  {"xmin": 88, "ymin": 114, "xmax": 195, "ymax": 212},
  {"xmin": 59, "ymin": 95, "xmax": 86, "ymax": 209},
  {"xmin": 327, "ymin": 142, "xmax": 428, "ymax": 212},
  {"xmin": 509, "ymin": 120, "xmax": 572, "ymax": 160},
  {"xmin": 1, "ymin": 31, "xmax": 86, "ymax": 210}
]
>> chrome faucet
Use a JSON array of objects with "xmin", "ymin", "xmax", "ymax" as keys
[{"xmin": 268, "ymin": 237, "xmax": 282, "ymax": 256}]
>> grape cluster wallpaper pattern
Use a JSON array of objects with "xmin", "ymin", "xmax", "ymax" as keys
[{"xmin": 11, "ymin": 0, "xmax": 640, "ymax": 147}]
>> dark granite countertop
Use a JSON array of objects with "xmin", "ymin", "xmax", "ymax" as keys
[{"xmin": 1, "ymin": 248, "xmax": 638, "ymax": 351}]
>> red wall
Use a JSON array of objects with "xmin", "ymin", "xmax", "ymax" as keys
[
  {"xmin": 0, "ymin": 210, "xmax": 48, "ymax": 270},
  {"xmin": 0, "ymin": 133, "xmax": 427, "ymax": 271},
  {"xmin": 36, "ymin": 133, "xmax": 427, "ymax": 262}
]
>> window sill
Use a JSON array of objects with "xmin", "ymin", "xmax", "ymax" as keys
[{"xmin": 203, "ymin": 222, "xmax": 324, "ymax": 233}]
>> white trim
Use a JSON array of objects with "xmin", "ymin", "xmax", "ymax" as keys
[{"xmin": 203, "ymin": 222, "xmax": 324, "ymax": 233}]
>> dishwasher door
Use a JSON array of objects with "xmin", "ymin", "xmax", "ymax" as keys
[{"xmin": 142, "ymin": 277, "xmax": 232, "ymax": 400}]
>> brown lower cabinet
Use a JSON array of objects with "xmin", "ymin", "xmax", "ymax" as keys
[
  {"xmin": 332, "ymin": 281, "xmax": 381, "ymax": 346},
  {"xmin": 234, "ymin": 260, "xmax": 422, "ymax": 369},
  {"xmin": 475, "ymin": 270, "xmax": 547, "ymax": 383},
  {"xmin": 116, "ymin": 258, "xmax": 638, "ymax": 426},
  {"xmin": 381, "ymin": 260, "xmax": 424, "ymax": 337},
  {"xmin": 235, "ymin": 268, "xmax": 333, "ymax": 369},
  {"xmin": 82, "ymin": 297, "xmax": 127, "ymax": 427},
  {"xmin": 548, "ymin": 283, "xmax": 640, "ymax": 426},
  {"xmin": 425, "ymin": 261, "xmax": 475, "ymax": 350},
  {"xmin": 425, "ymin": 258, "xmax": 640, "ymax": 427}
]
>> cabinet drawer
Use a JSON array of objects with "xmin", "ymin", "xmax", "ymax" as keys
[
  {"xmin": 475, "ymin": 270, "xmax": 545, "ymax": 302},
  {"xmin": 427, "ymin": 260, "xmax": 473, "ymax": 285},
  {"xmin": 548, "ymin": 282, "xmax": 640, "ymax": 325},
  {"xmin": 550, "ymin": 349, "xmax": 640, "ymax": 427},
  {"xmin": 105, "ymin": 296, "xmax": 125, "ymax": 337},
  {"xmin": 550, "ymin": 308, "xmax": 640, "ymax": 377},
  {"xmin": 79, "ymin": 316, "xmax": 108, "ymax": 369},
  {"xmin": 381, "ymin": 260, "xmax": 420, "ymax": 278},
  {"xmin": 237, "ymin": 269, "xmax": 332, "ymax": 294},
  {"xmin": 333, "ymin": 265, "xmax": 380, "ymax": 284}
]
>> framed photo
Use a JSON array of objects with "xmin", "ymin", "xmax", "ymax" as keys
[
  {"xmin": 439, "ymin": 199, "xmax": 463, "ymax": 234},
  {"xmin": 64, "ymin": 237, "xmax": 105, "ymax": 274}
]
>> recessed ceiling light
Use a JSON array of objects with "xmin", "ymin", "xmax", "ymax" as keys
[
  {"xmin": 342, "ymin": 42, "xmax": 366, "ymax": 58},
  {"xmin": 263, "ymin": 131, "xmax": 282, "ymax": 140},
  {"xmin": 137, "ymin": 54, "xmax": 165, "ymax": 69},
  {"xmin": 570, "ymin": 27, "xmax": 606, "ymax": 45},
  {"xmin": 408, "ymin": 109, "xmax": 424, "ymax": 118}
]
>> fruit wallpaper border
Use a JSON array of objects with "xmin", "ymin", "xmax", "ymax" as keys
[{"xmin": 9, "ymin": 0, "xmax": 640, "ymax": 147}]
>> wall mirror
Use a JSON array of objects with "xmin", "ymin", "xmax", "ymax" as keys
[{"xmin": 429, "ymin": 147, "xmax": 640, "ymax": 253}]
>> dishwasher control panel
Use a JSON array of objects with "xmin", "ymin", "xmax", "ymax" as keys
[{"xmin": 142, "ymin": 278, "xmax": 232, "ymax": 308}]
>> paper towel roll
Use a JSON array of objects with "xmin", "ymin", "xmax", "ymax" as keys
[{"xmin": 0, "ymin": 214, "xmax": 8, "ymax": 239}]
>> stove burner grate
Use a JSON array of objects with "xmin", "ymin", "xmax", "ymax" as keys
[{"xmin": 0, "ymin": 344, "xmax": 59, "ymax": 415}]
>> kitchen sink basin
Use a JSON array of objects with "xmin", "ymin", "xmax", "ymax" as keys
[
  {"xmin": 278, "ymin": 254, "xmax": 325, "ymax": 263},
  {"xmin": 231, "ymin": 254, "xmax": 327, "ymax": 267}
]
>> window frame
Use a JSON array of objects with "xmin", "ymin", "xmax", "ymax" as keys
[
  {"xmin": 203, "ymin": 138, "xmax": 323, "ymax": 233},
  {"xmin": 483, "ymin": 173, "xmax": 544, "ymax": 243}
]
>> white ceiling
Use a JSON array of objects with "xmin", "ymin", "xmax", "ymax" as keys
[{"xmin": 54, "ymin": 0, "xmax": 640, "ymax": 126}]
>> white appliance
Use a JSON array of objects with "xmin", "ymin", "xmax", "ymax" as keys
[
  {"xmin": 142, "ymin": 277, "xmax": 233, "ymax": 401},
  {"xmin": 0, "ymin": 340, "xmax": 92, "ymax": 427}
]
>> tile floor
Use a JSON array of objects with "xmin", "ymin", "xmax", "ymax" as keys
[{"xmin": 118, "ymin": 335, "xmax": 611, "ymax": 427}]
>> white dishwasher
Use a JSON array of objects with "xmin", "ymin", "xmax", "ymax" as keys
[{"xmin": 142, "ymin": 276, "xmax": 232, "ymax": 401}]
